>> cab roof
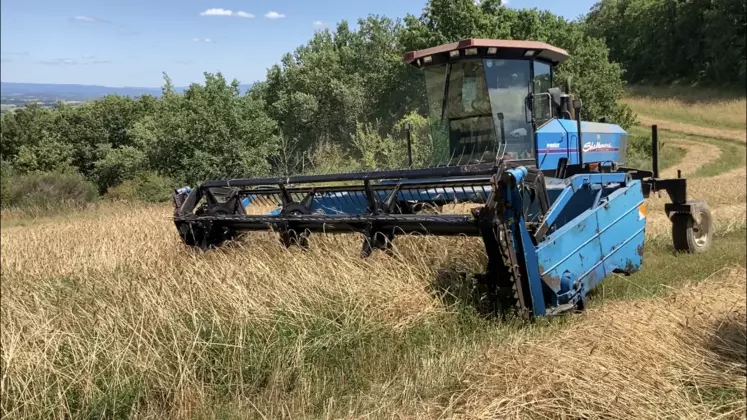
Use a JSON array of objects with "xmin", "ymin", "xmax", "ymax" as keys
[{"xmin": 403, "ymin": 38, "xmax": 570, "ymax": 67}]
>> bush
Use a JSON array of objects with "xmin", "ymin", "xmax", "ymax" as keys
[
  {"xmin": 1, "ymin": 160, "xmax": 15, "ymax": 207},
  {"xmin": 93, "ymin": 145, "xmax": 148, "ymax": 194},
  {"xmin": 106, "ymin": 172, "xmax": 175, "ymax": 203},
  {"xmin": 1, "ymin": 170, "xmax": 98, "ymax": 210}
]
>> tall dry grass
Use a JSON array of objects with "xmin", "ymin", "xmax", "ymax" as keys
[
  {"xmin": 455, "ymin": 267, "xmax": 746, "ymax": 419},
  {"xmin": 1, "ymin": 200, "xmax": 745, "ymax": 419},
  {"xmin": 623, "ymin": 85, "xmax": 747, "ymax": 133}
]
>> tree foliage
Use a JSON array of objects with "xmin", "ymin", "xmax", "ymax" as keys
[{"xmin": 585, "ymin": 0, "xmax": 747, "ymax": 86}]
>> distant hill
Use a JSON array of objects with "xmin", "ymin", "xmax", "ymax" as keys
[{"xmin": 0, "ymin": 81, "xmax": 255, "ymax": 103}]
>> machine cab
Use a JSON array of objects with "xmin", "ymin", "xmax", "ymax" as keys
[{"xmin": 403, "ymin": 39, "xmax": 570, "ymax": 167}]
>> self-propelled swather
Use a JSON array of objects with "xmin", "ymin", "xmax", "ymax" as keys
[{"xmin": 172, "ymin": 39, "xmax": 713, "ymax": 319}]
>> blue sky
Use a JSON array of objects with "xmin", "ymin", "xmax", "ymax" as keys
[{"xmin": 0, "ymin": 0, "xmax": 597, "ymax": 87}]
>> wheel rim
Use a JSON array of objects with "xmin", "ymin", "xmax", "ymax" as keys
[{"xmin": 692, "ymin": 211, "xmax": 710, "ymax": 247}]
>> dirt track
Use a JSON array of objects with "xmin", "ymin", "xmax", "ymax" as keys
[
  {"xmin": 638, "ymin": 115, "xmax": 746, "ymax": 143},
  {"xmin": 660, "ymin": 138, "xmax": 722, "ymax": 178}
]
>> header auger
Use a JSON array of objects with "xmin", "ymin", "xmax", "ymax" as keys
[{"xmin": 172, "ymin": 38, "xmax": 713, "ymax": 319}]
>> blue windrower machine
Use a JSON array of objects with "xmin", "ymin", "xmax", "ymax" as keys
[{"xmin": 172, "ymin": 39, "xmax": 713, "ymax": 319}]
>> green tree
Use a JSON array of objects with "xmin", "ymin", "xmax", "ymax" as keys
[
  {"xmin": 585, "ymin": 0, "xmax": 747, "ymax": 87},
  {"xmin": 131, "ymin": 72, "xmax": 280, "ymax": 185}
]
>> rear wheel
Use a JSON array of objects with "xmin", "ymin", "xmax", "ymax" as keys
[{"xmin": 672, "ymin": 205, "xmax": 713, "ymax": 253}]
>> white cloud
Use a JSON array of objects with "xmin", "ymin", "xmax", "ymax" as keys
[
  {"xmin": 264, "ymin": 11, "xmax": 285, "ymax": 19},
  {"xmin": 73, "ymin": 16, "xmax": 98, "ymax": 22},
  {"xmin": 313, "ymin": 20, "xmax": 326, "ymax": 31},
  {"xmin": 200, "ymin": 8, "xmax": 255, "ymax": 18},
  {"xmin": 204, "ymin": 38, "xmax": 211, "ymax": 43},
  {"xmin": 200, "ymin": 8, "xmax": 233, "ymax": 16},
  {"xmin": 192, "ymin": 37, "xmax": 200, "ymax": 42}
]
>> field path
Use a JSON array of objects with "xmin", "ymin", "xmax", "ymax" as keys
[
  {"xmin": 637, "ymin": 115, "xmax": 746, "ymax": 143},
  {"xmin": 639, "ymin": 105, "xmax": 747, "ymax": 239},
  {"xmin": 659, "ymin": 138, "xmax": 721, "ymax": 178}
]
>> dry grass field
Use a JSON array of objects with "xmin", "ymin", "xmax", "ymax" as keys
[
  {"xmin": 1, "ymin": 87, "xmax": 745, "ymax": 419},
  {"xmin": 623, "ymin": 85, "xmax": 746, "ymax": 137}
]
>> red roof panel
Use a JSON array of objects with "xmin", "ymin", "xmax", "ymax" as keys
[{"xmin": 403, "ymin": 38, "xmax": 569, "ymax": 65}]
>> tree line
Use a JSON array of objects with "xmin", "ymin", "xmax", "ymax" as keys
[
  {"xmin": 585, "ymin": 0, "xmax": 746, "ymax": 87},
  {"xmin": 1, "ymin": 0, "xmax": 740, "ymax": 207}
]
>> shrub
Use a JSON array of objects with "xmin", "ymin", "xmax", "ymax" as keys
[
  {"xmin": 0, "ymin": 160, "xmax": 15, "ymax": 207},
  {"xmin": 106, "ymin": 171, "xmax": 175, "ymax": 203},
  {"xmin": 93, "ymin": 145, "xmax": 148, "ymax": 194},
  {"xmin": 1, "ymin": 170, "xmax": 98, "ymax": 210},
  {"xmin": 351, "ymin": 121, "xmax": 408, "ymax": 170},
  {"xmin": 307, "ymin": 140, "xmax": 361, "ymax": 175}
]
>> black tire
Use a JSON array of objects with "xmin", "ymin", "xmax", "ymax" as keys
[{"xmin": 671, "ymin": 205, "xmax": 713, "ymax": 253}]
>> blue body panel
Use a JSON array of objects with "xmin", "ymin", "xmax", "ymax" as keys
[
  {"xmin": 522, "ymin": 173, "xmax": 645, "ymax": 315},
  {"xmin": 536, "ymin": 119, "xmax": 628, "ymax": 171}
]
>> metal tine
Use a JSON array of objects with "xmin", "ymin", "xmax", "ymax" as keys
[
  {"xmin": 445, "ymin": 145, "xmax": 460, "ymax": 168},
  {"xmin": 434, "ymin": 137, "xmax": 452, "ymax": 168},
  {"xmin": 434, "ymin": 149, "xmax": 446, "ymax": 168},
  {"xmin": 446, "ymin": 145, "xmax": 465, "ymax": 168},
  {"xmin": 453, "ymin": 145, "xmax": 467, "ymax": 167},
  {"xmin": 465, "ymin": 138, "xmax": 478, "ymax": 165},
  {"xmin": 497, "ymin": 137, "xmax": 508, "ymax": 161},
  {"xmin": 455, "ymin": 144, "xmax": 466, "ymax": 167},
  {"xmin": 477, "ymin": 141, "xmax": 492, "ymax": 165}
]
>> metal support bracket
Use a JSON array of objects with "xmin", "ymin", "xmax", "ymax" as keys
[
  {"xmin": 277, "ymin": 187, "xmax": 316, "ymax": 249},
  {"xmin": 360, "ymin": 181, "xmax": 403, "ymax": 257},
  {"xmin": 664, "ymin": 199, "xmax": 708, "ymax": 224}
]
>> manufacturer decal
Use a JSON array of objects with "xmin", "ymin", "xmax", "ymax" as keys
[{"xmin": 582, "ymin": 141, "xmax": 616, "ymax": 152}]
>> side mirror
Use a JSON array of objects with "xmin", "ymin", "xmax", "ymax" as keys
[{"xmin": 572, "ymin": 98, "xmax": 583, "ymax": 111}]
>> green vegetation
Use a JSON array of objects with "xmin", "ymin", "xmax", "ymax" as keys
[
  {"xmin": 626, "ymin": 125, "xmax": 686, "ymax": 172},
  {"xmin": 586, "ymin": 0, "xmax": 746, "ymax": 87},
  {"xmin": 0, "ymin": 167, "xmax": 97, "ymax": 211},
  {"xmin": 595, "ymin": 230, "xmax": 746, "ymax": 302},
  {"xmin": 105, "ymin": 171, "xmax": 175, "ymax": 203}
]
